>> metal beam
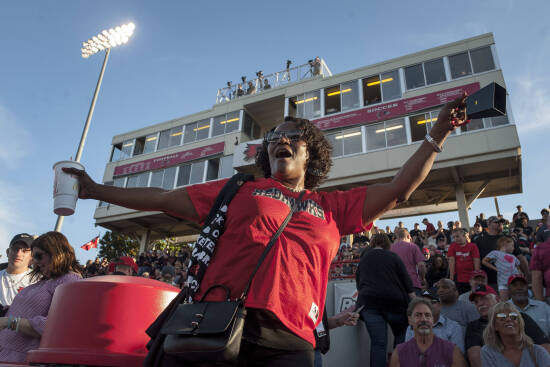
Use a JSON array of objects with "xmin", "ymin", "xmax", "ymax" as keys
[{"xmin": 466, "ymin": 180, "xmax": 490, "ymax": 208}]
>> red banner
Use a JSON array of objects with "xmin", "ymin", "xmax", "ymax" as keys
[
  {"xmin": 313, "ymin": 82, "xmax": 480, "ymax": 130},
  {"xmin": 113, "ymin": 142, "xmax": 225, "ymax": 177}
]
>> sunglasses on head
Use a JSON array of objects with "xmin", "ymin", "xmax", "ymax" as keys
[
  {"xmin": 264, "ymin": 130, "xmax": 303, "ymax": 144},
  {"xmin": 496, "ymin": 312, "xmax": 519, "ymax": 321}
]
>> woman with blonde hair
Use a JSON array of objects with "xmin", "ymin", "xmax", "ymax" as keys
[
  {"xmin": 0, "ymin": 232, "xmax": 82, "ymax": 362},
  {"xmin": 482, "ymin": 301, "xmax": 550, "ymax": 366}
]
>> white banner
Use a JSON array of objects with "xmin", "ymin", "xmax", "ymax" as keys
[{"xmin": 333, "ymin": 282, "xmax": 358, "ymax": 313}]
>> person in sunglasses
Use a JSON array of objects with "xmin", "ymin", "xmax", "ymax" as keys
[
  {"xmin": 0, "ymin": 232, "xmax": 82, "ymax": 363},
  {"xmin": 482, "ymin": 302, "xmax": 550, "ymax": 366},
  {"xmin": 64, "ymin": 94, "xmax": 468, "ymax": 366}
]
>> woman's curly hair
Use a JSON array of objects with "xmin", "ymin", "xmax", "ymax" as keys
[{"xmin": 255, "ymin": 116, "xmax": 333, "ymax": 190}]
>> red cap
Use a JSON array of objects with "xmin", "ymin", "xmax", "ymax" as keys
[
  {"xmin": 469, "ymin": 284, "xmax": 497, "ymax": 301},
  {"xmin": 108, "ymin": 256, "xmax": 138, "ymax": 274},
  {"xmin": 470, "ymin": 270, "xmax": 487, "ymax": 280},
  {"xmin": 507, "ymin": 274, "xmax": 527, "ymax": 287}
]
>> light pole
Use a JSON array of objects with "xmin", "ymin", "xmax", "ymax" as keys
[{"xmin": 54, "ymin": 22, "xmax": 135, "ymax": 232}]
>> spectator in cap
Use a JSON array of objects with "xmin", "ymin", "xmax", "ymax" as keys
[
  {"xmin": 465, "ymin": 284, "xmax": 550, "ymax": 366},
  {"xmin": 0, "ymin": 232, "xmax": 82, "ymax": 362},
  {"xmin": 508, "ymin": 274, "xmax": 550, "ymax": 338},
  {"xmin": 108, "ymin": 256, "xmax": 138, "ymax": 276},
  {"xmin": 435, "ymin": 278, "xmax": 479, "ymax": 328},
  {"xmin": 0, "ymin": 234, "xmax": 38, "ymax": 310},
  {"xmin": 481, "ymin": 302, "xmax": 550, "ymax": 367},
  {"xmin": 458, "ymin": 270, "xmax": 488, "ymax": 303},
  {"xmin": 404, "ymin": 289, "xmax": 465, "ymax": 353},
  {"xmin": 448, "ymin": 228, "xmax": 480, "ymax": 295},
  {"xmin": 389, "ymin": 298, "xmax": 466, "ymax": 367}
]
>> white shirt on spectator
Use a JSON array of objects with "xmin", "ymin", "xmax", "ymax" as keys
[{"xmin": 0, "ymin": 269, "xmax": 35, "ymax": 306}]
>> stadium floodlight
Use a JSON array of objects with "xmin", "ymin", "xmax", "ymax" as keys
[
  {"xmin": 55, "ymin": 22, "xmax": 136, "ymax": 232},
  {"xmin": 81, "ymin": 22, "xmax": 135, "ymax": 58}
]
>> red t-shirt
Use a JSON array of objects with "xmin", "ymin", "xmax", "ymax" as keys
[
  {"xmin": 186, "ymin": 178, "xmax": 368, "ymax": 346},
  {"xmin": 447, "ymin": 242, "xmax": 480, "ymax": 283}
]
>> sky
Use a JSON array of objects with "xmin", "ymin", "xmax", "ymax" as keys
[{"xmin": 1, "ymin": 0, "xmax": 549, "ymax": 263}]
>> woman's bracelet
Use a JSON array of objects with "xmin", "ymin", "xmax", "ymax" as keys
[
  {"xmin": 15, "ymin": 317, "xmax": 21, "ymax": 333},
  {"xmin": 425, "ymin": 134, "xmax": 443, "ymax": 153}
]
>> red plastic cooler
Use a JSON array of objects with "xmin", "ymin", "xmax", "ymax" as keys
[{"xmin": 26, "ymin": 275, "xmax": 179, "ymax": 366}]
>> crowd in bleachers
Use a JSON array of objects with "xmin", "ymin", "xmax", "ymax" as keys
[{"xmin": 329, "ymin": 205, "xmax": 550, "ymax": 366}]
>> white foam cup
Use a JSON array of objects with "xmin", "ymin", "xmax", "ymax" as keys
[{"xmin": 53, "ymin": 160, "xmax": 85, "ymax": 216}]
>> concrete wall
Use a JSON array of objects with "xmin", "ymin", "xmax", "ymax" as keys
[{"xmin": 322, "ymin": 279, "xmax": 395, "ymax": 367}]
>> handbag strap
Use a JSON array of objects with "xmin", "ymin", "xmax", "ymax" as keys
[{"xmin": 240, "ymin": 190, "xmax": 305, "ymax": 300}]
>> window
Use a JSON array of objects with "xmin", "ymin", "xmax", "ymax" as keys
[
  {"xmin": 150, "ymin": 167, "xmax": 176, "ymax": 190},
  {"xmin": 424, "ymin": 58, "xmax": 446, "ymax": 85},
  {"xmin": 243, "ymin": 113, "xmax": 261, "ymax": 139},
  {"xmin": 113, "ymin": 177, "xmax": 126, "ymax": 188},
  {"xmin": 327, "ymin": 128, "xmax": 363, "ymax": 157},
  {"xmin": 470, "ymin": 46, "xmax": 495, "ymax": 73},
  {"xmin": 111, "ymin": 144, "xmax": 123, "ymax": 162},
  {"xmin": 365, "ymin": 118, "xmax": 406, "ymax": 150},
  {"xmin": 363, "ymin": 76, "xmax": 382, "ymax": 106},
  {"xmin": 111, "ymin": 140, "xmax": 133, "ymax": 162},
  {"xmin": 385, "ymin": 119, "xmax": 407, "ymax": 147},
  {"xmin": 289, "ymin": 90, "xmax": 321, "ymax": 120},
  {"xmin": 381, "ymin": 70, "xmax": 401, "ymax": 101},
  {"xmin": 324, "ymin": 81, "xmax": 359, "ymax": 115},
  {"xmin": 126, "ymin": 172, "xmax": 149, "ymax": 188},
  {"xmin": 461, "ymin": 118, "xmax": 485, "ymax": 132},
  {"xmin": 212, "ymin": 111, "xmax": 240, "ymax": 137},
  {"xmin": 206, "ymin": 158, "xmax": 220, "ymax": 181},
  {"xmin": 158, "ymin": 126, "xmax": 183, "ymax": 150},
  {"xmin": 324, "ymin": 85, "xmax": 341, "ymax": 115},
  {"xmin": 405, "ymin": 64, "xmax": 425, "ymax": 90},
  {"xmin": 405, "ymin": 58, "xmax": 446, "ymax": 90},
  {"xmin": 487, "ymin": 114, "xmax": 509, "ymax": 127},
  {"xmin": 219, "ymin": 155, "xmax": 234, "ymax": 178},
  {"xmin": 365, "ymin": 122, "xmax": 386, "ymax": 151},
  {"xmin": 176, "ymin": 164, "xmax": 191, "ymax": 187},
  {"xmin": 184, "ymin": 119, "xmax": 210, "ymax": 144},
  {"xmin": 133, "ymin": 133, "xmax": 157, "ymax": 156},
  {"xmin": 362, "ymin": 71, "xmax": 400, "ymax": 105},
  {"xmin": 409, "ymin": 112, "xmax": 433, "ymax": 142},
  {"xmin": 449, "ymin": 52, "xmax": 472, "ymax": 79},
  {"xmin": 341, "ymin": 80, "xmax": 359, "ymax": 111},
  {"xmin": 190, "ymin": 161, "xmax": 205, "ymax": 184}
]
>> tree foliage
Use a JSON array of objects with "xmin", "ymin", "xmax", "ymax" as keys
[{"xmin": 98, "ymin": 231, "xmax": 140, "ymax": 261}]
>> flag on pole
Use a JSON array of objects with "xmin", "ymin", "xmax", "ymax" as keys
[{"xmin": 81, "ymin": 236, "xmax": 99, "ymax": 251}]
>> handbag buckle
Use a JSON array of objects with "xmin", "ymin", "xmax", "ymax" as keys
[
  {"xmin": 195, "ymin": 313, "xmax": 204, "ymax": 319},
  {"xmin": 191, "ymin": 321, "xmax": 200, "ymax": 328}
]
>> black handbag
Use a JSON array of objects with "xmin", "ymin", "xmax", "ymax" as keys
[{"xmin": 160, "ymin": 190, "xmax": 305, "ymax": 364}]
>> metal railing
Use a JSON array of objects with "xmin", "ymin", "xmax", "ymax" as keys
[{"xmin": 215, "ymin": 59, "xmax": 332, "ymax": 104}]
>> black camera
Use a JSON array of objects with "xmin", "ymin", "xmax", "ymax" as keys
[{"xmin": 466, "ymin": 82, "xmax": 506, "ymax": 119}]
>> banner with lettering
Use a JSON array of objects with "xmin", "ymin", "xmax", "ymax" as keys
[{"xmin": 113, "ymin": 141, "xmax": 225, "ymax": 177}]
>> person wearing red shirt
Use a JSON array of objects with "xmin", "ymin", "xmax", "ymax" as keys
[
  {"xmin": 423, "ymin": 218, "xmax": 436, "ymax": 237},
  {"xmin": 65, "ymin": 95, "xmax": 468, "ymax": 367},
  {"xmin": 448, "ymin": 228, "xmax": 480, "ymax": 295}
]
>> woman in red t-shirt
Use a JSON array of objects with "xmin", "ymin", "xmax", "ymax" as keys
[{"xmin": 65, "ymin": 95, "xmax": 468, "ymax": 366}]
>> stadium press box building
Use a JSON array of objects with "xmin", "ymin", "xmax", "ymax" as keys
[{"xmin": 94, "ymin": 33, "xmax": 521, "ymax": 253}]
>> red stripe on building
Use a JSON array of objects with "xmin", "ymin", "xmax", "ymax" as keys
[{"xmin": 113, "ymin": 141, "xmax": 225, "ymax": 177}]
